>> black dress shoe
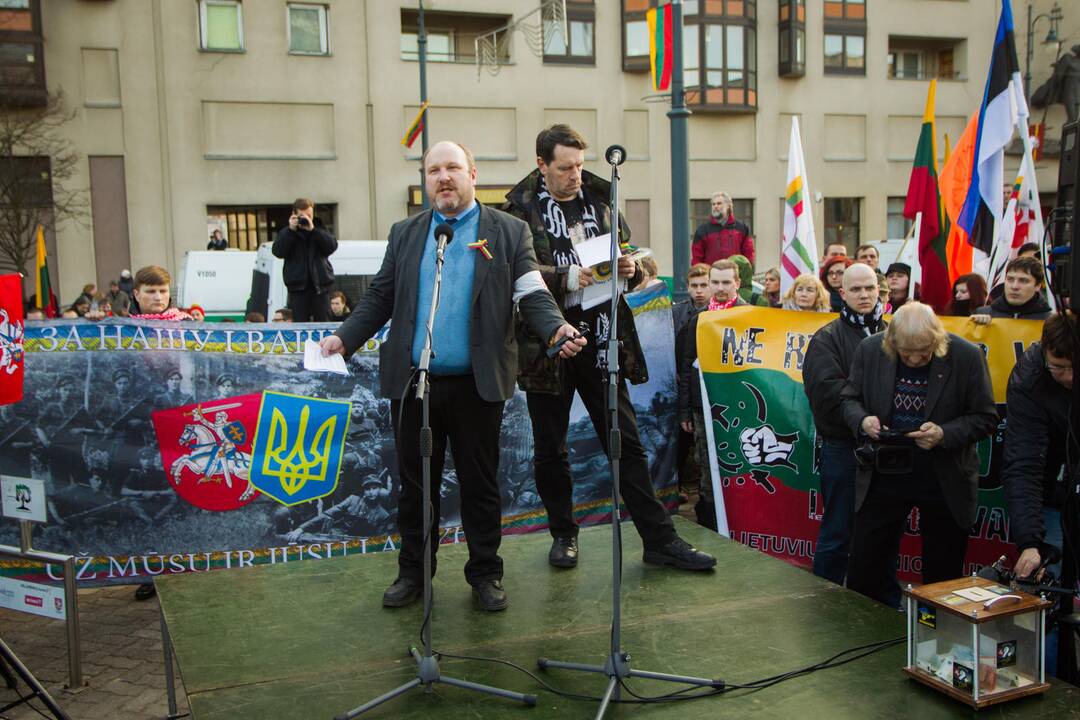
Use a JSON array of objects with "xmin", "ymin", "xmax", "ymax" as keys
[
  {"xmin": 548, "ymin": 536, "xmax": 579, "ymax": 568},
  {"xmin": 382, "ymin": 576, "xmax": 422, "ymax": 607},
  {"xmin": 471, "ymin": 580, "xmax": 508, "ymax": 612},
  {"xmin": 643, "ymin": 537, "xmax": 717, "ymax": 571},
  {"xmin": 134, "ymin": 583, "xmax": 156, "ymax": 601}
]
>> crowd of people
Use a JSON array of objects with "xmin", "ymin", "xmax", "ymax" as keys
[
  {"xmin": 672, "ymin": 238, "xmax": 1076, "ymax": 675},
  {"xmin": 14, "ymin": 127, "xmax": 1076, "ymax": 668}
]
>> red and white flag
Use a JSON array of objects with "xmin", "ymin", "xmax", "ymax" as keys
[
  {"xmin": 151, "ymin": 393, "xmax": 262, "ymax": 511},
  {"xmin": 0, "ymin": 274, "xmax": 25, "ymax": 405}
]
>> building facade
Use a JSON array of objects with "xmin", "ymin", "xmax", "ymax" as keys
[{"xmin": 2, "ymin": 0, "xmax": 1074, "ymax": 301}]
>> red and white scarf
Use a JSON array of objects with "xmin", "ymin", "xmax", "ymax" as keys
[
  {"xmin": 708, "ymin": 295, "xmax": 739, "ymax": 311},
  {"xmin": 132, "ymin": 308, "xmax": 192, "ymax": 321}
]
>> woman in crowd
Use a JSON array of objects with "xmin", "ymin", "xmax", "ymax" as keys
[
  {"xmin": 820, "ymin": 256, "xmax": 852, "ymax": 312},
  {"xmin": 945, "ymin": 274, "xmax": 988, "ymax": 317},
  {"xmin": 187, "ymin": 304, "xmax": 206, "ymax": 322},
  {"xmin": 763, "ymin": 268, "xmax": 782, "ymax": 307},
  {"xmin": 781, "ymin": 274, "xmax": 830, "ymax": 312}
]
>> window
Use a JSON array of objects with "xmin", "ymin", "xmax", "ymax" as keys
[
  {"xmin": 686, "ymin": 0, "xmax": 758, "ymax": 111},
  {"xmin": 400, "ymin": 30, "xmax": 454, "ymax": 62},
  {"xmin": 887, "ymin": 36, "xmax": 965, "ymax": 80},
  {"xmin": 690, "ymin": 198, "xmax": 755, "ymax": 239},
  {"xmin": 288, "ymin": 4, "xmax": 328, "ymax": 55},
  {"xmin": 823, "ymin": 0, "xmax": 864, "ymax": 75},
  {"xmin": 207, "ymin": 203, "xmax": 337, "ymax": 251},
  {"xmin": 544, "ymin": 0, "xmax": 595, "ymax": 65},
  {"xmin": 778, "ymin": 0, "xmax": 805, "ymax": 77},
  {"xmin": 887, "ymin": 197, "xmax": 913, "ymax": 240},
  {"xmin": 0, "ymin": 156, "xmax": 52, "ymax": 209},
  {"xmin": 824, "ymin": 197, "xmax": 861, "ymax": 249},
  {"xmin": 200, "ymin": 0, "xmax": 243, "ymax": 52},
  {"xmin": 0, "ymin": 0, "xmax": 45, "ymax": 106},
  {"xmin": 400, "ymin": 9, "xmax": 510, "ymax": 65}
]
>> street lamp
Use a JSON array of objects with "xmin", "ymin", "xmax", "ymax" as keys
[{"xmin": 1025, "ymin": 2, "xmax": 1063, "ymax": 102}]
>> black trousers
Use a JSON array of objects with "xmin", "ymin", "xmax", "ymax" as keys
[
  {"xmin": 526, "ymin": 353, "xmax": 676, "ymax": 550},
  {"xmin": 847, "ymin": 471, "xmax": 969, "ymax": 608},
  {"xmin": 390, "ymin": 375, "xmax": 505, "ymax": 584},
  {"xmin": 287, "ymin": 289, "xmax": 331, "ymax": 322}
]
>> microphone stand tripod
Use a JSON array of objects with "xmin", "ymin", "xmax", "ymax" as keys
[
  {"xmin": 536, "ymin": 146, "xmax": 722, "ymax": 718},
  {"xmin": 335, "ymin": 224, "xmax": 537, "ymax": 719}
]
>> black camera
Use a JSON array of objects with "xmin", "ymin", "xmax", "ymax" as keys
[
  {"xmin": 854, "ymin": 429, "xmax": 915, "ymax": 475},
  {"xmin": 296, "ymin": 215, "xmax": 311, "ymax": 230}
]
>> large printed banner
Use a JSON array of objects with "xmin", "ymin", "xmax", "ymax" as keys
[
  {"xmin": 698, "ymin": 306, "xmax": 1041, "ymax": 581},
  {"xmin": 0, "ymin": 283, "xmax": 678, "ymax": 585}
]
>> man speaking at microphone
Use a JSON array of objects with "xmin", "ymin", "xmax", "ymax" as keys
[
  {"xmin": 321, "ymin": 140, "xmax": 584, "ymax": 612},
  {"xmin": 503, "ymin": 124, "xmax": 715, "ymax": 572}
]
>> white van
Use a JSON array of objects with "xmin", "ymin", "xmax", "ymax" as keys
[
  {"xmin": 177, "ymin": 250, "xmax": 258, "ymax": 319},
  {"xmin": 250, "ymin": 240, "xmax": 389, "ymax": 319}
]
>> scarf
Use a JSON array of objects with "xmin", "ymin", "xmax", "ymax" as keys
[
  {"xmin": 839, "ymin": 301, "xmax": 884, "ymax": 337},
  {"xmin": 132, "ymin": 307, "xmax": 193, "ymax": 322},
  {"xmin": 708, "ymin": 295, "xmax": 739, "ymax": 311}
]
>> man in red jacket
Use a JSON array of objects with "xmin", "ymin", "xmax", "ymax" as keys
[{"xmin": 691, "ymin": 192, "xmax": 754, "ymax": 266}]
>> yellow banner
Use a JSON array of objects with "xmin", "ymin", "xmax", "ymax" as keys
[{"xmin": 697, "ymin": 306, "xmax": 1043, "ymax": 400}]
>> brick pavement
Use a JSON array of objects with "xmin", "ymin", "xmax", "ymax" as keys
[{"xmin": 0, "ymin": 585, "xmax": 189, "ymax": 720}]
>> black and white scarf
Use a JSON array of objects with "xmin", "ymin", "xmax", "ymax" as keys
[
  {"xmin": 839, "ymin": 301, "xmax": 884, "ymax": 337},
  {"xmin": 536, "ymin": 174, "xmax": 601, "ymax": 270}
]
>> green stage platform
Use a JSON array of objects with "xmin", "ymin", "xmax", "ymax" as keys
[{"xmin": 157, "ymin": 517, "xmax": 1080, "ymax": 719}]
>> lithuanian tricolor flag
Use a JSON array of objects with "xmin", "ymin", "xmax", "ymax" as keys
[
  {"xmin": 647, "ymin": 3, "xmax": 673, "ymax": 92},
  {"xmin": 34, "ymin": 224, "xmax": 58, "ymax": 318},
  {"xmin": 401, "ymin": 101, "xmax": 429, "ymax": 149},
  {"xmin": 902, "ymin": 80, "xmax": 949, "ymax": 313}
]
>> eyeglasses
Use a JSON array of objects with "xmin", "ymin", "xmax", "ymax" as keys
[
  {"xmin": 827, "ymin": 270, "xmax": 845, "ymax": 277},
  {"xmin": 1046, "ymin": 362, "xmax": 1072, "ymax": 376}
]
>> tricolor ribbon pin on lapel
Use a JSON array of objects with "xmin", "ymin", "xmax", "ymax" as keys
[{"xmin": 468, "ymin": 238, "xmax": 493, "ymax": 260}]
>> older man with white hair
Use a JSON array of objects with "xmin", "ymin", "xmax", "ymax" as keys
[
  {"xmin": 802, "ymin": 263, "xmax": 885, "ymax": 586},
  {"xmin": 840, "ymin": 303, "xmax": 997, "ymax": 607}
]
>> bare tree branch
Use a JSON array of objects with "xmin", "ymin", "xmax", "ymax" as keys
[{"xmin": 0, "ymin": 89, "xmax": 88, "ymax": 286}]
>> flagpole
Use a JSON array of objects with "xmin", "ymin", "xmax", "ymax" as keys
[
  {"xmin": 418, "ymin": 0, "xmax": 430, "ymax": 210},
  {"xmin": 668, "ymin": 0, "xmax": 690, "ymax": 302}
]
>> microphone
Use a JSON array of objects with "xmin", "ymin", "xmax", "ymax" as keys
[
  {"xmin": 605, "ymin": 144, "xmax": 627, "ymax": 166},
  {"xmin": 434, "ymin": 222, "xmax": 454, "ymax": 260}
]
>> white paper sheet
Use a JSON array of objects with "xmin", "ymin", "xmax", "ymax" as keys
[
  {"xmin": 574, "ymin": 233, "xmax": 620, "ymax": 268},
  {"xmin": 581, "ymin": 279, "xmax": 622, "ymax": 310},
  {"xmin": 303, "ymin": 339, "xmax": 349, "ymax": 376}
]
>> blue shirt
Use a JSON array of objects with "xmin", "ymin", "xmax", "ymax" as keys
[{"xmin": 411, "ymin": 202, "xmax": 480, "ymax": 374}]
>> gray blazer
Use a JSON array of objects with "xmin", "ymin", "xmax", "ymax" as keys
[
  {"xmin": 334, "ymin": 205, "xmax": 565, "ymax": 402},
  {"xmin": 840, "ymin": 333, "xmax": 998, "ymax": 527}
]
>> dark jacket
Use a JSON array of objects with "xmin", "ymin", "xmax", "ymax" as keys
[
  {"xmin": 678, "ymin": 299, "xmax": 747, "ymax": 422},
  {"xmin": 502, "ymin": 168, "xmax": 647, "ymax": 393},
  {"xmin": 672, "ymin": 299, "xmax": 706, "ymax": 339},
  {"xmin": 840, "ymin": 333, "xmax": 998, "ymax": 527},
  {"xmin": 334, "ymin": 205, "xmax": 565, "ymax": 402},
  {"xmin": 692, "ymin": 214, "xmax": 754, "ymax": 266},
  {"xmin": 803, "ymin": 317, "xmax": 884, "ymax": 442},
  {"xmin": 974, "ymin": 294, "xmax": 1052, "ymax": 320},
  {"xmin": 272, "ymin": 218, "xmax": 338, "ymax": 292},
  {"xmin": 1001, "ymin": 342, "xmax": 1071, "ymax": 551}
]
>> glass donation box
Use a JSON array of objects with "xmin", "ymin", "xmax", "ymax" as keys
[{"xmin": 903, "ymin": 577, "xmax": 1051, "ymax": 708}]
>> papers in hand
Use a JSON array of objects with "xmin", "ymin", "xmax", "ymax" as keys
[
  {"xmin": 303, "ymin": 339, "xmax": 349, "ymax": 376},
  {"xmin": 574, "ymin": 233, "xmax": 619, "ymax": 269}
]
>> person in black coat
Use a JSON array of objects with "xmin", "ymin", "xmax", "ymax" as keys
[
  {"xmin": 272, "ymin": 198, "xmax": 338, "ymax": 321},
  {"xmin": 1001, "ymin": 312, "xmax": 1075, "ymax": 586},
  {"xmin": 802, "ymin": 263, "xmax": 885, "ymax": 585},
  {"xmin": 973, "ymin": 256, "xmax": 1052, "ymax": 322},
  {"xmin": 841, "ymin": 303, "xmax": 998, "ymax": 607}
]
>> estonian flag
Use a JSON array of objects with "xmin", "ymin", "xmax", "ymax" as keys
[{"xmin": 957, "ymin": 0, "xmax": 1028, "ymax": 256}]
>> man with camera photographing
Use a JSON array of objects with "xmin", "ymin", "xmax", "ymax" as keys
[
  {"xmin": 272, "ymin": 198, "xmax": 337, "ymax": 321},
  {"xmin": 803, "ymin": 263, "xmax": 885, "ymax": 585},
  {"xmin": 841, "ymin": 303, "xmax": 997, "ymax": 607}
]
